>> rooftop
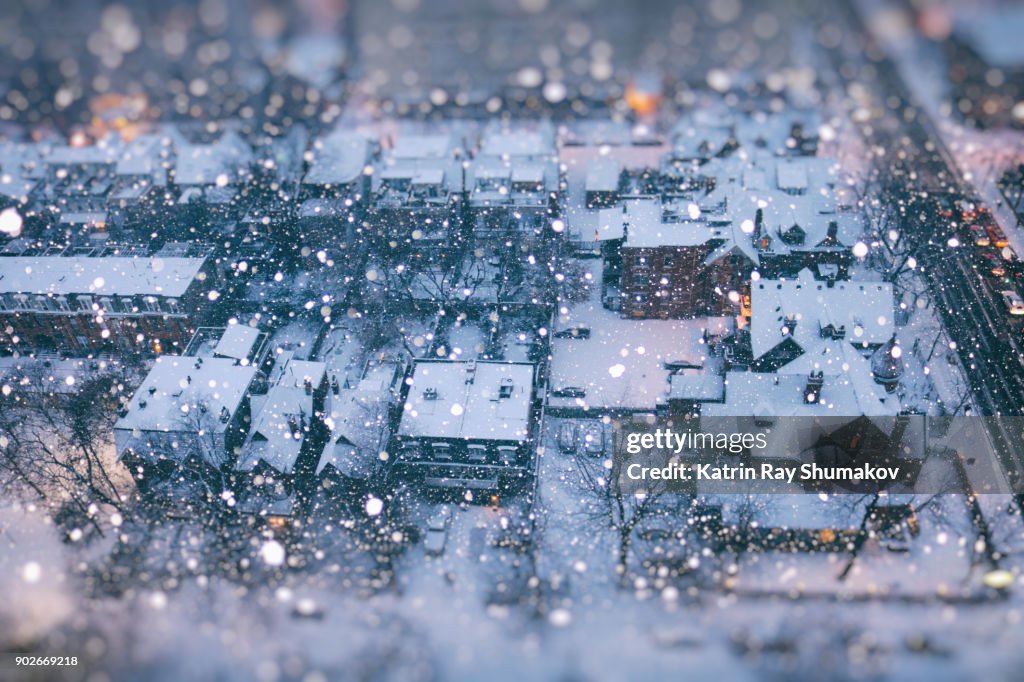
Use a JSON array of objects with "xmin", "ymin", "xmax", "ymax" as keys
[
  {"xmin": 303, "ymin": 129, "xmax": 373, "ymax": 186},
  {"xmin": 398, "ymin": 360, "xmax": 534, "ymax": 442},
  {"xmin": 115, "ymin": 355, "xmax": 257, "ymax": 436},
  {"xmin": 750, "ymin": 270, "xmax": 894, "ymax": 366},
  {"xmin": 0, "ymin": 256, "xmax": 207, "ymax": 298}
]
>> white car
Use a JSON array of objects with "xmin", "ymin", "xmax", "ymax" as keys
[
  {"xmin": 581, "ymin": 424, "xmax": 605, "ymax": 456},
  {"xmin": 1002, "ymin": 290, "xmax": 1024, "ymax": 316},
  {"xmin": 424, "ymin": 506, "xmax": 451, "ymax": 556}
]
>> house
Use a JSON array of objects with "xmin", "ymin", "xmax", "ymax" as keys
[
  {"xmin": 369, "ymin": 133, "xmax": 465, "ymax": 255},
  {"xmin": 171, "ymin": 129, "xmax": 254, "ymax": 224},
  {"xmin": 36, "ymin": 137, "xmax": 123, "ymax": 241},
  {"xmin": 114, "ymin": 354, "xmax": 258, "ymax": 481},
  {"xmin": 392, "ymin": 359, "xmax": 537, "ymax": 492},
  {"xmin": 584, "ymin": 157, "xmax": 621, "ymax": 209},
  {"xmin": 106, "ymin": 131, "xmax": 174, "ymax": 230},
  {"xmin": 614, "ymin": 198, "xmax": 755, "ymax": 318},
  {"xmin": 316, "ymin": 357, "xmax": 403, "ymax": 495},
  {"xmin": 745, "ymin": 269, "xmax": 895, "ymax": 374},
  {"xmin": 468, "ymin": 126, "xmax": 559, "ymax": 238},
  {"xmin": 233, "ymin": 351, "xmax": 328, "ymax": 517},
  {"xmin": 727, "ymin": 156, "xmax": 858, "ymax": 280},
  {"xmin": 298, "ymin": 129, "xmax": 376, "ymax": 257},
  {"xmin": 301, "ymin": 128, "xmax": 374, "ymax": 200},
  {"xmin": 0, "ymin": 252, "xmax": 215, "ymax": 354},
  {"xmin": 0, "ymin": 141, "xmax": 42, "ymax": 208}
]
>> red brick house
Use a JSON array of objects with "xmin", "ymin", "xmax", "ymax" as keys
[
  {"xmin": 615, "ymin": 199, "xmax": 754, "ymax": 319},
  {"xmin": 0, "ymin": 254, "xmax": 214, "ymax": 354}
]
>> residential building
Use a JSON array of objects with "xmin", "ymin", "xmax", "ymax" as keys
[
  {"xmin": 0, "ymin": 252, "xmax": 215, "ymax": 353},
  {"xmin": 114, "ymin": 354, "xmax": 258, "ymax": 477},
  {"xmin": 392, "ymin": 359, "xmax": 537, "ymax": 492}
]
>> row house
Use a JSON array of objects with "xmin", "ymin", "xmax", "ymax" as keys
[{"xmin": 0, "ymin": 253, "xmax": 214, "ymax": 354}]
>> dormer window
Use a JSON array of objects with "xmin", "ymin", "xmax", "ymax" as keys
[{"xmin": 780, "ymin": 223, "xmax": 806, "ymax": 246}]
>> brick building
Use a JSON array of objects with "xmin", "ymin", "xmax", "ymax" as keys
[
  {"xmin": 615, "ymin": 199, "xmax": 754, "ymax": 319},
  {"xmin": 0, "ymin": 254, "xmax": 214, "ymax": 354}
]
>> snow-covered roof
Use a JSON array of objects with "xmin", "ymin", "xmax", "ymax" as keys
[
  {"xmin": 237, "ymin": 354, "xmax": 327, "ymax": 474},
  {"xmin": 391, "ymin": 134, "xmax": 452, "ymax": 160},
  {"xmin": 58, "ymin": 211, "xmax": 107, "ymax": 225},
  {"xmin": 0, "ymin": 256, "xmax": 207, "ymax": 297},
  {"xmin": 44, "ymin": 141, "xmax": 120, "ymax": 167},
  {"xmin": 303, "ymin": 130, "xmax": 373, "ymax": 186},
  {"xmin": 317, "ymin": 362, "xmax": 399, "ymax": 479},
  {"xmin": 174, "ymin": 130, "xmax": 253, "ymax": 186},
  {"xmin": 0, "ymin": 142, "xmax": 42, "ymax": 200},
  {"xmin": 776, "ymin": 159, "xmax": 809, "ymax": 192},
  {"xmin": 750, "ymin": 270, "xmax": 894, "ymax": 366},
  {"xmin": 116, "ymin": 132, "xmax": 170, "ymax": 182},
  {"xmin": 398, "ymin": 360, "xmax": 534, "ymax": 442},
  {"xmin": 213, "ymin": 324, "xmax": 261, "ymax": 363},
  {"xmin": 585, "ymin": 158, "xmax": 620, "ymax": 193},
  {"xmin": 622, "ymin": 198, "xmax": 731, "ymax": 248},
  {"xmin": 704, "ymin": 353, "xmax": 897, "ymax": 418},
  {"xmin": 668, "ymin": 369, "xmax": 725, "ymax": 402},
  {"xmin": 480, "ymin": 129, "xmax": 554, "ymax": 159},
  {"xmin": 548, "ymin": 270, "xmax": 733, "ymax": 412},
  {"xmin": 379, "ymin": 166, "xmax": 447, "ymax": 185},
  {"xmin": 115, "ymin": 355, "xmax": 257, "ymax": 436}
]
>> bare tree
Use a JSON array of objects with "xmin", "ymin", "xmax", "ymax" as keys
[{"xmin": 0, "ymin": 368, "xmax": 135, "ymax": 536}]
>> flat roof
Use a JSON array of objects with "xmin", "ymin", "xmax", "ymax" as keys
[
  {"xmin": 0, "ymin": 256, "xmax": 206, "ymax": 298},
  {"xmin": 391, "ymin": 134, "xmax": 452, "ymax": 160},
  {"xmin": 399, "ymin": 360, "xmax": 534, "ymax": 442},
  {"xmin": 213, "ymin": 324, "xmax": 261, "ymax": 362},
  {"xmin": 585, "ymin": 158, "xmax": 621, "ymax": 193},
  {"xmin": 115, "ymin": 355, "xmax": 256, "ymax": 435}
]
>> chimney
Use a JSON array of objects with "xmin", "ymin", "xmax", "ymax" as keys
[
  {"xmin": 782, "ymin": 314, "xmax": 798, "ymax": 336},
  {"xmin": 804, "ymin": 370, "xmax": 824, "ymax": 404},
  {"xmin": 753, "ymin": 208, "xmax": 763, "ymax": 241},
  {"xmin": 825, "ymin": 221, "xmax": 838, "ymax": 244},
  {"xmin": 890, "ymin": 413, "xmax": 911, "ymax": 449}
]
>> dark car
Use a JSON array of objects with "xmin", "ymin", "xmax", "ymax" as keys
[
  {"xmin": 552, "ymin": 386, "xmax": 586, "ymax": 398},
  {"xmin": 553, "ymin": 326, "xmax": 591, "ymax": 339}
]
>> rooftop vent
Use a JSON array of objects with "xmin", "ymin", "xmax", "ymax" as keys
[
  {"xmin": 804, "ymin": 370, "xmax": 824, "ymax": 404},
  {"xmin": 423, "ymin": 387, "xmax": 439, "ymax": 401}
]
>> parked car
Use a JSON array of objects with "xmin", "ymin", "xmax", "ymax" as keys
[
  {"xmin": 1001, "ymin": 290, "xmax": 1024, "ymax": 316},
  {"xmin": 553, "ymin": 326, "xmax": 591, "ymax": 339},
  {"xmin": 557, "ymin": 423, "xmax": 578, "ymax": 453},
  {"xmin": 580, "ymin": 424, "xmax": 605, "ymax": 456},
  {"xmin": 424, "ymin": 506, "xmax": 452, "ymax": 556},
  {"xmin": 552, "ymin": 386, "xmax": 586, "ymax": 398}
]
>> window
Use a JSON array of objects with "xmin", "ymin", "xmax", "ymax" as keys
[
  {"xmin": 497, "ymin": 446, "xmax": 518, "ymax": 465},
  {"xmin": 663, "ymin": 254, "xmax": 675, "ymax": 267},
  {"xmin": 467, "ymin": 444, "xmax": 488, "ymax": 463},
  {"xmin": 431, "ymin": 443, "xmax": 453, "ymax": 461}
]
